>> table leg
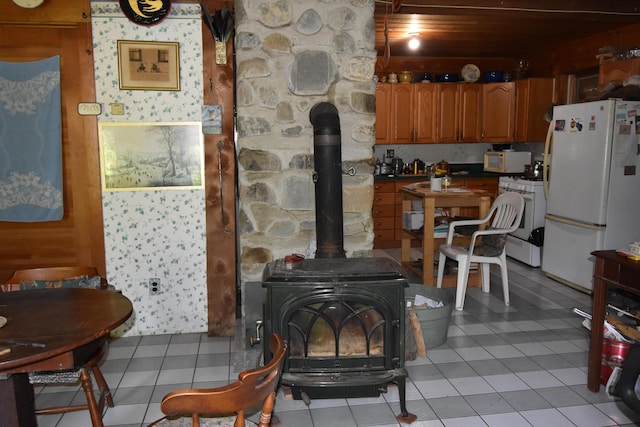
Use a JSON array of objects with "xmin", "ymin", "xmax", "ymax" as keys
[
  {"xmin": 401, "ymin": 199, "xmax": 412, "ymax": 266},
  {"xmin": 0, "ymin": 373, "xmax": 37, "ymax": 427},
  {"xmin": 422, "ymin": 197, "xmax": 435, "ymax": 285},
  {"xmin": 588, "ymin": 272, "xmax": 607, "ymax": 392},
  {"xmin": 479, "ymin": 196, "xmax": 490, "ymax": 221}
]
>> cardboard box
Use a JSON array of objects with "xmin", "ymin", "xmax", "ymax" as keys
[{"xmin": 403, "ymin": 211, "xmax": 424, "ymax": 230}]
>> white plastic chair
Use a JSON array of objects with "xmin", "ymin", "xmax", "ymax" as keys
[{"xmin": 436, "ymin": 191, "xmax": 524, "ymax": 311}]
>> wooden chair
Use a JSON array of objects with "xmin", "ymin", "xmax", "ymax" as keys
[
  {"xmin": 148, "ymin": 334, "xmax": 287, "ymax": 427},
  {"xmin": 436, "ymin": 191, "xmax": 525, "ymax": 311},
  {"xmin": 1, "ymin": 266, "xmax": 110, "ymax": 292},
  {"xmin": 1, "ymin": 266, "xmax": 114, "ymax": 427}
]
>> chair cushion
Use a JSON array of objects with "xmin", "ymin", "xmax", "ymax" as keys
[
  {"xmin": 29, "ymin": 370, "xmax": 80, "ymax": 384},
  {"xmin": 20, "ymin": 275, "xmax": 102, "ymax": 290},
  {"xmin": 473, "ymin": 227, "xmax": 507, "ymax": 257},
  {"xmin": 152, "ymin": 415, "xmax": 250, "ymax": 427}
]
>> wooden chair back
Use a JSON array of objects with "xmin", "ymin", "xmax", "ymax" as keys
[
  {"xmin": 154, "ymin": 334, "xmax": 287, "ymax": 427},
  {"xmin": 1, "ymin": 266, "xmax": 108, "ymax": 292}
]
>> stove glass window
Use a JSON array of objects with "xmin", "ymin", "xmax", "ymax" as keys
[{"xmin": 288, "ymin": 301, "xmax": 385, "ymax": 358}]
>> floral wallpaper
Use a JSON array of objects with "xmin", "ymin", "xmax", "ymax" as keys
[{"xmin": 92, "ymin": 2, "xmax": 207, "ymax": 336}]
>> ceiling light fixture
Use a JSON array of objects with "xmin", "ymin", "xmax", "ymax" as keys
[{"xmin": 408, "ymin": 33, "xmax": 420, "ymax": 50}]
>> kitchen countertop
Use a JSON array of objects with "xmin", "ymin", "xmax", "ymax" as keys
[{"xmin": 375, "ymin": 163, "xmax": 514, "ymax": 181}]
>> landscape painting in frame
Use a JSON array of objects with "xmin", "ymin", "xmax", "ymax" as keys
[
  {"xmin": 117, "ymin": 40, "xmax": 180, "ymax": 91},
  {"xmin": 99, "ymin": 122, "xmax": 204, "ymax": 192}
]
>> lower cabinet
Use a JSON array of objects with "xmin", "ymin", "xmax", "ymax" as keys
[
  {"xmin": 372, "ymin": 181, "xmax": 397, "ymax": 248},
  {"xmin": 373, "ymin": 176, "xmax": 499, "ymax": 249}
]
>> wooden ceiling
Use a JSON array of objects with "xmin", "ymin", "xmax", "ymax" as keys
[{"xmin": 374, "ymin": 0, "xmax": 640, "ymax": 59}]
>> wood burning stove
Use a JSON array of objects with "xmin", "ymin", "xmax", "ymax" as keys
[{"xmin": 262, "ymin": 257, "xmax": 415, "ymax": 422}]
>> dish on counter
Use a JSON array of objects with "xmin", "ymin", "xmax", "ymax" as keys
[
  {"xmin": 0, "ymin": 316, "xmax": 6, "ymax": 328},
  {"xmin": 461, "ymin": 64, "xmax": 480, "ymax": 82}
]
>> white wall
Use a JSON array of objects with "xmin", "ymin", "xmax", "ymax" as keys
[
  {"xmin": 374, "ymin": 142, "xmax": 545, "ymax": 165},
  {"xmin": 92, "ymin": 2, "xmax": 207, "ymax": 336}
]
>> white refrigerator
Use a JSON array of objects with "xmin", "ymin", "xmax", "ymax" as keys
[{"xmin": 542, "ymin": 99, "xmax": 640, "ymax": 292}]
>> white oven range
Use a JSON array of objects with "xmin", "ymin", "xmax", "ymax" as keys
[{"xmin": 498, "ymin": 176, "xmax": 546, "ymax": 267}]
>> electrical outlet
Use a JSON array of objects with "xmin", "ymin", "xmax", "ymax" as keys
[
  {"xmin": 386, "ymin": 149, "xmax": 395, "ymax": 159},
  {"xmin": 149, "ymin": 278, "xmax": 161, "ymax": 295}
]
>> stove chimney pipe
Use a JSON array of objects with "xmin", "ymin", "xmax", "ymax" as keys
[{"xmin": 309, "ymin": 102, "xmax": 346, "ymax": 259}]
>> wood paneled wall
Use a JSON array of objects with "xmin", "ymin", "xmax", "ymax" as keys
[
  {"xmin": 530, "ymin": 22, "xmax": 640, "ymax": 76},
  {"xmin": 0, "ymin": 1, "xmax": 103, "ymax": 279}
]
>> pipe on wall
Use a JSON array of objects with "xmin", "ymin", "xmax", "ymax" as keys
[{"xmin": 309, "ymin": 102, "xmax": 346, "ymax": 259}]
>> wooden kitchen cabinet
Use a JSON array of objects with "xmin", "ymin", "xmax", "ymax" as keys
[
  {"xmin": 482, "ymin": 82, "xmax": 515, "ymax": 142},
  {"xmin": 599, "ymin": 57, "xmax": 640, "ymax": 86},
  {"xmin": 515, "ymin": 78, "xmax": 554, "ymax": 142},
  {"xmin": 375, "ymin": 83, "xmax": 413, "ymax": 144},
  {"xmin": 436, "ymin": 83, "xmax": 482, "ymax": 143},
  {"xmin": 414, "ymin": 83, "xmax": 438, "ymax": 143},
  {"xmin": 436, "ymin": 84, "xmax": 458, "ymax": 142},
  {"xmin": 375, "ymin": 83, "xmax": 392, "ymax": 144},
  {"xmin": 391, "ymin": 83, "xmax": 414, "ymax": 144},
  {"xmin": 372, "ymin": 181, "xmax": 396, "ymax": 247},
  {"xmin": 377, "ymin": 82, "xmax": 522, "ymax": 144},
  {"xmin": 373, "ymin": 178, "xmax": 425, "ymax": 249},
  {"xmin": 375, "ymin": 83, "xmax": 437, "ymax": 144},
  {"xmin": 459, "ymin": 84, "xmax": 483, "ymax": 142}
]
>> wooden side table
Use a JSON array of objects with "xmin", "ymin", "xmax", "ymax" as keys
[{"xmin": 589, "ymin": 250, "xmax": 640, "ymax": 392}]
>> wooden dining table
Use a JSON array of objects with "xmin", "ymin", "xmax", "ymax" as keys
[{"xmin": 0, "ymin": 288, "xmax": 133, "ymax": 426}]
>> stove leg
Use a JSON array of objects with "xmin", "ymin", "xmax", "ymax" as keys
[
  {"xmin": 392, "ymin": 376, "xmax": 417, "ymax": 423},
  {"xmin": 300, "ymin": 391, "xmax": 311, "ymax": 406}
]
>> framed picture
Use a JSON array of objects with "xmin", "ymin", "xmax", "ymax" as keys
[
  {"xmin": 99, "ymin": 122, "xmax": 204, "ymax": 191},
  {"xmin": 117, "ymin": 40, "xmax": 180, "ymax": 91}
]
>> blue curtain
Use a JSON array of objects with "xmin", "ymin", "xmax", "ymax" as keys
[{"xmin": 0, "ymin": 56, "xmax": 63, "ymax": 222}]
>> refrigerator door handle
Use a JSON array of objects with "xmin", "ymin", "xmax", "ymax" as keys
[
  {"xmin": 543, "ymin": 120, "xmax": 553, "ymax": 200},
  {"xmin": 545, "ymin": 213, "xmax": 605, "ymax": 230}
]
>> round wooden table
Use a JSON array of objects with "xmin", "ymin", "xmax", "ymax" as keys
[{"xmin": 0, "ymin": 288, "xmax": 133, "ymax": 426}]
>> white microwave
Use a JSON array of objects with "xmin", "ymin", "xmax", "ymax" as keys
[{"xmin": 483, "ymin": 151, "xmax": 531, "ymax": 173}]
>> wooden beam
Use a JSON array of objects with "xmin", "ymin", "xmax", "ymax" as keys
[{"xmin": 199, "ymin": 0, "xmax": 237, "ymax": 337}]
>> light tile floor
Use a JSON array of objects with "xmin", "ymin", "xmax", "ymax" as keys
[{"xmin": 33, "ymin": 251, "xmax": 640, "ymax": 427}]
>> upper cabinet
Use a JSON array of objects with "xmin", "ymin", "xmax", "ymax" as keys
[
  {"xmin": 459, "ymin": 84, "xmax": 483, "ymax": 142},
  {"xmin": 376, "ymin": 78, "xmax": 553, "ymax": 144},
  {"xmin": 599, "ymin": 57, "xmax": 640, "ymax": 87},
  {"xmin": 375, "ymin": 83, "xmax": 392, "ymax": 144},
  {"xmin": 376, "ymin": 83, "xmax": 437, "ymax": 144},
  {"xmin": 436, "ymin": 83, "xmax": 482, "ymax": 143},
  {"xmin": 414, "ymin": 84, "xmax": 438, "ymax": 143},
  {"xmin": 515, "ymin": 78, "xmax": 554, "ymax": 142},
  {"xmin": 391, "ymin": 83, "xmax": 415, "ymax": 144},
  {"xmin": 481, "ymin": 82, "xmax": 515, "ymax": 142}
]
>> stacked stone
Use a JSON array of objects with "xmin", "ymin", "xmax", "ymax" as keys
[{"xmin": 235, "ymin": 0, "xmax": 377, "ymax": 281}]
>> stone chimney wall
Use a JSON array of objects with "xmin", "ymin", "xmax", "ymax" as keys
[{"xmin": 235, "ymin": 0, "xmax": 377, "ymax": 281}]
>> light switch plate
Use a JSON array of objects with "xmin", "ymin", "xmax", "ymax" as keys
[
  {"xmin": 111, "ymin": 103, "xmax": 125, "ymax": 115},
  {"xmin": 77, "ymin": 102, "xmax": 102, "ymax": 116}
]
